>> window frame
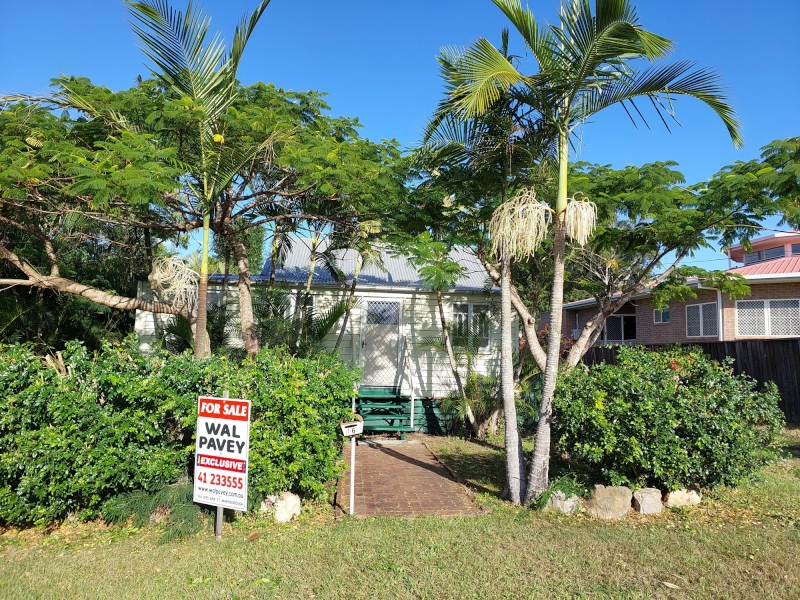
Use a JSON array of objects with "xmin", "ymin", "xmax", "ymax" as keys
[
  {"xmin": 685, "ymin": 301, "xmax": 719, "ymax": 338},
  {"xmin": 653, "ymin": 306, "xmax": 670, "ymax": 324},
  {"xmin": 735, "ymin": 298, "xmax": 800, "ymax": 338}
]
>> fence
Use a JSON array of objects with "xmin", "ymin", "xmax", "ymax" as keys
[{"xmin": 582, "ymin": 340, "xmax": 800, "ymax": 423}]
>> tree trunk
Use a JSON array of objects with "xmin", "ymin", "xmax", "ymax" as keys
[
  {"xmin": 500, "ymin": 254, "xmax": 527, "ymax": 504},
  {"xmin": 294, "ymin": 236, "xmax": 319, "ymax": 353},
  {"xmin": 524, "ymin": 128, "xmax": 570, "ymax": 502},
  {"xmin": 334, "ymin": 253, "xmax": 363, "ymax": 351},
  {"xmin": 219, "ymin": 244, "xmax": 230, "ymax": 325},
  {"xmin": 0, "ymin": 244, "xmax": 191, "ymax": 320},
  {"xmin": 436, "ymin": 290, "xmax": 480, "ymax": 436},
  {"xmin": 268, "ymin": 224, "xmax": 283, "ymax": 290},
  {"xmin": 229, "ymin": 237, "xmax": 261, "ymax": 358},
  {"xmin": 194, "ymin": 212, "xmax": 212, "ymax": 359}
]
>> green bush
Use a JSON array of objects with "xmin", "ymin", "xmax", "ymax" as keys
[
  {"xmin": 0, "ymin": 338, "xmax": 357, "ymax": 526},
  {"xmin": 553, "ymin": 346, "xmax": 784, "ymax": 490}
]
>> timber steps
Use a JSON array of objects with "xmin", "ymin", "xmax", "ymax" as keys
[{"xmin": 356, "ymin": 387, "xmax": 452, "ymax": 436}]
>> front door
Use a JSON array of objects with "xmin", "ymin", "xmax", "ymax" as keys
[{"xmin": 361, "ymin": 300, "xmax": 401, "ymax": 387}]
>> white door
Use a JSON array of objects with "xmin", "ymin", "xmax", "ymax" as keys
[{"xmin": 361, "ymin": 300, "xmax": 402, "ymax": 387}]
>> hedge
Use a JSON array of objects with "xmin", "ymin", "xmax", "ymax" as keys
[
  {"xmin": 0, "ymin": 338, "xmax": 357, "ymax": 525},
  {"xmin": 553, "ymin": 345, "xmax": 785, "ymax": 490}
]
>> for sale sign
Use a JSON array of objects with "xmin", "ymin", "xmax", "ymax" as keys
[{"xmin": 193, "ymin": 396, "xmax": 251, "ymax": 511}]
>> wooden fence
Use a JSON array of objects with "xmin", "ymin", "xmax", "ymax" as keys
[{"xmin": 582, "ymin": 339, "xmax": 800, "ymax": 423}]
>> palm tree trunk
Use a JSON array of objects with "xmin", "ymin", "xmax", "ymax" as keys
[
  {"xmin": 334, "ymin": 253, "xmax": 363, "ymax": 351},
  {"xmin": 500, "ymin": 253, "xmax": 526, "ymax": 504},
  {"xmin": 229, "ymin": 237, "xmax": 260, "ymax": 358},
  {"xmin": 194, "ymin": 212, "xmax": 212, "ymax": 359},
  {"xmin": 524, "ymin": 129, "xmax": 570, "ymax": 502},
  {"xmin": 268, "ymin": 224, "xmax": 282, "ymax": 290}
]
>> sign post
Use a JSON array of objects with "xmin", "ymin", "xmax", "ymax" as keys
[
  {"xmin": 193, "ymin": 391, "xmax": 251, "ymax": 540},
  {"xmin": 340, "ymin": 415, "xmax": 363, "ymax": 516}
]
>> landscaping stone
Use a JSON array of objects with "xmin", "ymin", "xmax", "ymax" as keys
[
  {"xmin": 633, "ymin": 488, "xmax": 663, "ymax": 514},
  {"xmin": 664, "ymin": 489, "xmax": 702, "ymax": 508},
  {"xmin": 274, "ymin": 491, "xmax": 302, "ymax": 523},
  {"xmin": 543, "ymin": 491, "xmax": 582, "ymax": 514},
  {"xmin": 585, "ymin": 485, "xmax": 632, "ymax": 519}
]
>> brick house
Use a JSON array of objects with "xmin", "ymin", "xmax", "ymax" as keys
[{"xmin": 563, "ymin": 231, "xmax": 800, "ymax": 345}]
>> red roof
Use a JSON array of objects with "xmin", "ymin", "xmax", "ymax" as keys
[{"xmin": 727, "ymin": 256, "xmax": 800, "ymax": 277}]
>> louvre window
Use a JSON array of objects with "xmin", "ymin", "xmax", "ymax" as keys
[
  {"xmin": 764, "ymin": 246, "xmax": 785, "ymax": 260},
  {"xmin": 737, "ymin": 299, "xmax": 800, "ymax": 337},
  {"xmin": 653, "ymin": 307, "xmax": 670, "ymax": 323},
  {"xmin": 453, "ymin": 302, "xmax": 490, "ymax": 347},
  {"xmin": 745, "ymin": 246, "xmax": 787, "ymax": 264},
  {"xmin": 792, "ymin": 244, "xmax": 800, "ymax": 256},
  {"xmin": 686, "ymin": 302, "xmax": 718, "ymax": 337}
]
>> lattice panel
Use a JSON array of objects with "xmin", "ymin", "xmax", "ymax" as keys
[
  {"xmin": 737, "ymin": 301, "xmax": 766, "ymax": 336},
  {"xmin": 686, "ymin": 305, "xmax": 702, "ymax": 337},
  {"xmin": 362, "ymin": 301, "xmax": 400, "ymax": 386},
  {"xmin": 769, "ymin": 300, "xmax": 800, "ymax": 336},
  {"xmin": 366, "ymin": 301, "xmax": 400, "ymax": 325},
  {"xmin": 702, "ymin": 303, "xmax": 718, "ymax": 337}
]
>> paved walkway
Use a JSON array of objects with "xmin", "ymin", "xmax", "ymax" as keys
[{"xmin": 336, "ymin": 440, "xmax": 480, "ymax": 518}]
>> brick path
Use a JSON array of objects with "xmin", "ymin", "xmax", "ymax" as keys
[{"xmin": 336, "ymin": 440, "xmax": 480, "ymax": 518}]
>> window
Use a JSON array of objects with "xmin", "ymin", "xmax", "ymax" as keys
[
  {"xmin": 453, "ymin": 303, "xmax": 491, "ymax": 348},
  {"xmin": 686, "ymin": 302, "xmax": 718, "ymax": 337},
  {"xmin": 764, "ymin": 246, "xmax": 785, "ymax": 260},
  {"xmin": 602, "ymin": 315, "xmax": 636, "ymax": 342},
  {"xmin": 653, "ymin": 307, "xmax": 670, "ymax": 324},
  {"xmin": 745, "ymin": 246, "xmax": 786, "ymax": 264},
  {"xmin": 736, "ymin": 299, "xmax": 800, "ymax": 337},
  {"xmin": 792, "ymin": 244, "xmax": 800, "ymax": 256}
]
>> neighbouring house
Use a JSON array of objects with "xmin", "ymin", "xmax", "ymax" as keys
[
  {"xmin": 135, "ymin": 239, "xmax": 511, "ymax": 401},
  {"xmin": 563, "ymin": 231, "xmax": 800, "ymax": 345}
]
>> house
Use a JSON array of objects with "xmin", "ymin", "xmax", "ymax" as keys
[
  {"xmin": 563, "ymin": 231, "xmax": 800, "ymax": 345},
  {"xmin": 135, "ymin": 239, "xmax": 512, "ymax": 401}
]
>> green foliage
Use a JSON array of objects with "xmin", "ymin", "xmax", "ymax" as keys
[
  {"xmin": 530, "ymin": 474, "xmax": 588, "ymax": 511},
  {"xmin": 101, "ymin": 482, "xmax": 202, "ymax": 544},
  {"xmin": 553, "ymin": 346, "xmax": 785, "ymax": 490},
  {"xmin": 0, "ymin": 337, "xmax": 358, "ymax": 526}
]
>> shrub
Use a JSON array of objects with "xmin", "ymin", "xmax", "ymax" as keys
[
  {"xmin": 553, "ymin": 346, "xmax": 785, "ymax": 490},
  {"xmin": 0, "ymin": 337, "xmax": 357, "ymax": 526}
]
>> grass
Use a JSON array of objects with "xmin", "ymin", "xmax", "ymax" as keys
[{"xmin": 1, "ymin": 427, "xmax": 798, "ymax": 600}]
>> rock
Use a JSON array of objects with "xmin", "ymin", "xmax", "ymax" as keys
[
  {"xmin": 542, "ymin": 491, "xmax": 583, "ymax": 514},
  {"xmin": 664, "ymin": 489, "xmax": 702, "ymax": 508},
  {"xmin": 585, "ymin": 485, "xmax": 632, "ymax": 519},
  {"xmin": 273, "ymin": 491, "xmax": 302, "ymax": 523},
  {"xmin": 633, "ymin": 488, "xmax": 663, "ymax": 515}
]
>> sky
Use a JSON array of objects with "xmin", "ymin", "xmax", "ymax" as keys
[{"xmin": 2, "ymin": 0, "xmax": 799, "ymax": 269}]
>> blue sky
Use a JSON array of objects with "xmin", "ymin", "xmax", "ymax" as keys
[{"xmin": 2, "ymin": 0, "xmax": 798, "ymax": 268}]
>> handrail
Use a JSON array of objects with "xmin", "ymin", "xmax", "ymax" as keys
[{"xmin": 402, "ymin": 335, "xmax": 415, "ymax": 429}]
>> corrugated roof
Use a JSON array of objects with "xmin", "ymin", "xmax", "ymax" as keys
[
  {"xmin": 253, "ymin": 238, "xmax": 495, "ymax": 292},
  {"xmin": 727, "ymin": 256, "xmax": 800, "ymax": 277}
]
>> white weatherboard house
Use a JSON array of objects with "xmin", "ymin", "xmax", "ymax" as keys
[{"xmin": 135, "ymin": 239, "xmax": 512, "ymax": 402}]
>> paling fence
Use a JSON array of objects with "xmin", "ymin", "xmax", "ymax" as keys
[{"xmin": 582, "ymin": 339, "xmax": 800, "ymax": 423}]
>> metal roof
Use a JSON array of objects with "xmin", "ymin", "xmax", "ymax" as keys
[
  {"xmin": 251, "ymin": 238, "xmax": 495, "ymax": 292},
  {"xmin": 727, "ymin": 256, "xmax": 800, "ymax": 279}
]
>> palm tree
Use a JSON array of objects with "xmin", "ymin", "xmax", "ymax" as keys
[
  {"xmin": 440, "ymin": 0, "xmax": 742, "ymax": 502},
  {"xmin": 127, "ymin": 0, "xmax": 273, "ymax": 358}
]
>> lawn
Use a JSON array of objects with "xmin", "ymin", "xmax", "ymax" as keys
[{"xmin": 1, "ymin": 427, "xmax": 798, "ymax": 600}]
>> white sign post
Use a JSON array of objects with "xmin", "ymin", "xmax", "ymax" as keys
[
  {"xmin": 193, "ymin": 392, "xmax": 251, "ymax": 539},
  {"xmin": 340, "ymin": 415, "xmax": 363, "ymax": 516}
]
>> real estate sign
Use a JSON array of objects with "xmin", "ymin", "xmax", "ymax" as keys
[{"xmin": 193, "ymin": 396, "xmax": 251, "ymax": 511}]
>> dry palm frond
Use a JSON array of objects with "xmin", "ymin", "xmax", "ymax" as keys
[
  {"xmin": 565, "ymin": 194, "xmax": 597, "ymax": 247},
  {"xmin": 149, "ymin": 257, "xmax": 199, "ymax": 309},
  {"xmin": 489, "ymin": 187, "xmax": 552, "ymax": 259}
]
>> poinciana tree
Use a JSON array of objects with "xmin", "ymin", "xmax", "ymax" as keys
[{"xmin": 432, "ymin": 0, "xmax": 742, "ymax": 502}]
